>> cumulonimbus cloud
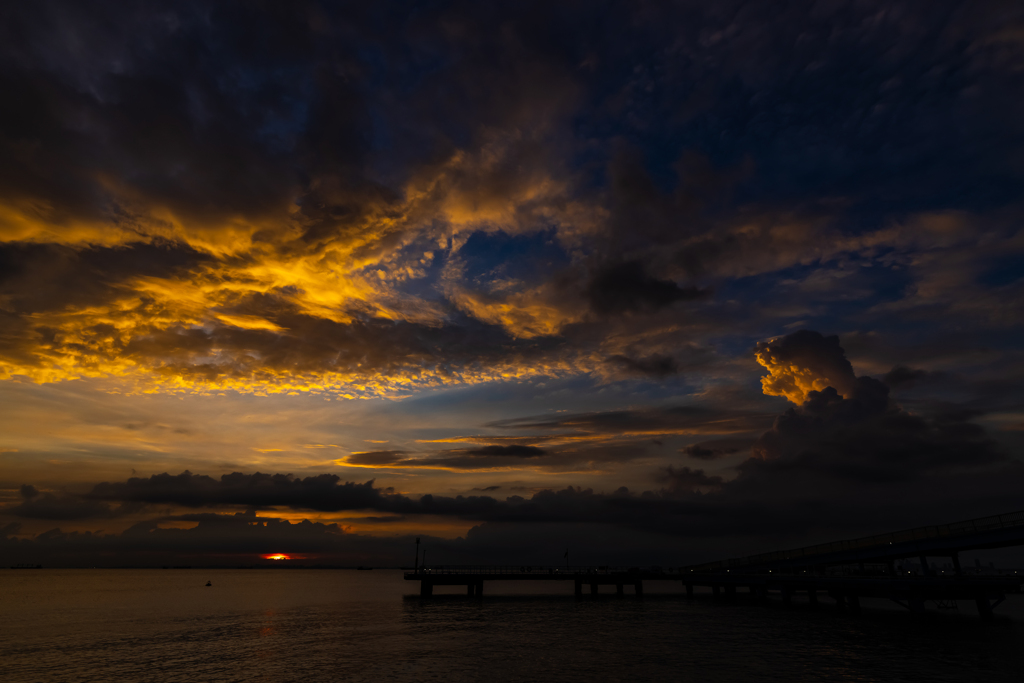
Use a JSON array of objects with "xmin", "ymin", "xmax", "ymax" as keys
[{"xmin": 755, "ymin": 330, "xmax": 859, "ymax": 404}]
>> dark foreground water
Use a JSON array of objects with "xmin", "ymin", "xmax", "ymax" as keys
[{"xmin": 3, "ymin": 569, "xmax": 1024, "ymax": 682}]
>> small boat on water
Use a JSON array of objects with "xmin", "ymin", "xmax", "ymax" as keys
[{"xmin": 205, "ymin": 580, "xmax": 212, "ymax": 586}]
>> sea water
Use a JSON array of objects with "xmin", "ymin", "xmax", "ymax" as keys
[{"xmin": 2, "ymin": 569, "xmax": 1023, "ymax": 682}]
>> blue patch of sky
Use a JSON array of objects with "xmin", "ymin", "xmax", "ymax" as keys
[
  {"xmin": 977, "ymin": 257, "xmax": 1024, "ymax": 289},
  {"xmin": 374, "ymin": 229, "xmax": 576, "ymax": 307},
  {"xmin": 456, "ymin": 229, "xmax": 572, "ymax": 289}
]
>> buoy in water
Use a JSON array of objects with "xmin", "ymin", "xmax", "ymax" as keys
[{"xmin": 206, "ymin": 580, "xmax": 212, "ymax": 586}]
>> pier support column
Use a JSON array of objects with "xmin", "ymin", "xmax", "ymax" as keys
[
  {"xmin": 634, "ymin": 581, "xmax": 643, "ymax": 597},
  {"xmin": 808, "ymin": 589, "xmax": 817, "ymax": 606},
  {"xmin": 782, "ymin": 587, "xmax": 792, "ymax": 606},
  {"xmin": 725, "ymin": 585, "xmax": 736, "ymax": 601},
  {"xmin": 686, "ymin": 584, "xmax": 694, "ymax": 598},
  {"xmin": 575, "ymin": 579, "xmax": 582, "ymax": 596},
  {"xmin": 476, "ymin": 581, "xmax": 483, "ymax": 597},
  {"xmin": 467, "ymin": 583, "xmax": 475, "ymax": 596},
  {"xmin": 590, "ymin": 582, "xmax": 598, "ymax": 595},
  {"xmin": 420, "ymin": 581, "xmax": 433, "ymax": 597},
  {"xmin": 617, "ymin": 583, "xmax": 624, "ymax": 595},
  {"xmin": 919, "ymin": 555, "xmax": 931, "ymax": 576},
  {"xmin": 976, "ymin": 595, "xmax": 994, "ymax": 621},
  {"xmin": 909, "ymin": 593, "xmax": 926, "ymax": 614},
  {"xmin": 830, "ymin": 591, "xmax": 846, "ymax": 609},
  {"xmin": 712, "ymin": 585, "xmax": 720, "ymax": 600},
  {"xmin": 847, "ymin": 594, "xmax": 861, "ymax": 615},
  {"xmin": 952, "ymin": 553, "xmax": 962, "ymax": 576}
]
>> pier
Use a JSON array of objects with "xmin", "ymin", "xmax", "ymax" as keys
[
  {"xmin": 405, "ymin": 566, "xmax": 658, "ymax": 597},
  {"xmin": 405, "ymin": 509, "xmax": 1024, "ymax": 618}
]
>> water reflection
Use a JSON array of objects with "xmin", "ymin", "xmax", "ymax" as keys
[{"xmin": 2, "ymin": 570, "xmax": 1022, "ymax": 683}]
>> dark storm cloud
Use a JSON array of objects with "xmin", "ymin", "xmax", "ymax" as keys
[
  {"xmin": 342, "ymin": 442, "xmax": 646, "ymax": 472},
  {"xmin": 4, "ymin": 483, "xmax": 139, "ymax": 520},
  {"xmin": 0, "ymin": 0, "xmax": 364, "ymax": 228},
  {"xmin": 9, "ymin": 467, "xmax": 1024, "ymax": 569},
  {"xmin": 86, "ymin": 471, "xmax": 576, "ymax": 520},
  {"xmin": 751, "ymin": 384, "xmax": 1005, "ymax": 483},
  {"xmin": 883, "ymin": 365, "xmax": 928, "ymax": 387},
  {"xmin": 489, "ymin": 405, "xmax": 774, "ymax": 436},
  {"xmin": 882, "ymin": 365, "xmax": 944, "ymax": 389},
  {"xmin": 605, "ymin": 353, "xmax": 679, "ymax": 377},
  {"xmin": 753, "ymin": 330, "xmax": 1006, "ymax": 482},
  {"xmin": 89, "ymin": 472, "xmax": 396, "ymax": 512},
  {"xmin": 655, "ymin": 466, "xmax": 724, "ymax": 493},
  {"xmin": 84, "ymin": 470, "xmax": 547, "ymax": 518},
  {"xmin": 0, "ymin": 242, "xmax": 213, "ymax": 315},
  {"xmin": 344, "ymin": 451, "xmax": 408, "ymax": 467},
  {"xmin": 466, "ymin": 445, "xmax": 547, "ymax": 457},
  {"xmin": 585, "ymin": 261, "xmax": 709, "ymax": 316},
  {"xmin": 680, "ymin": 444, "xmax": 738, "ymax": 461},
  {"xmin": 79, "ymin": 470, "xmax": 628, "ymax": 522},
  {"xmin": 24, "ymin": 454, "xmax": 1024, "ymax": 560}
]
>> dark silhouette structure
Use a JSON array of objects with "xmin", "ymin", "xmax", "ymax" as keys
[{"xmin": 405, "ymin": 510, "xmax": 1024, "ymax": 619}]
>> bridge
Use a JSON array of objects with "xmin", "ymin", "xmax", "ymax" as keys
[
  {"xmin": 689, "ymin": 509, "xmax": 1024, "ymax": 574},
  {"xmin": 404, "ymin": 509, "xmax": 1024, "ymax": 619}
]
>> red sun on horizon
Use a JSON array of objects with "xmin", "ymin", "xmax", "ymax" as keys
[{"xmin": 262, "ymin": 553, "xmax": 291, "ymax": 561}]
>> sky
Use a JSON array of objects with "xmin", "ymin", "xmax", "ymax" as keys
[{"xmin": 2, "ymin": 0, "xmax": 1024, "ymax": 568}]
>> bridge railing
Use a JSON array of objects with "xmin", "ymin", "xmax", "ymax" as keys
[{"xmin": 688, "ymin": 509, "xmax": 1024, "ymax": 573}]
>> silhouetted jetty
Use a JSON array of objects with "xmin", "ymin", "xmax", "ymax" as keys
[
  {"xmin": 406, "ymin": 510, "xmax": 1024, "ymax": 619},
  {"xmin": 407, "ymin": 565, "xmax": 664, "ymax": 597}
]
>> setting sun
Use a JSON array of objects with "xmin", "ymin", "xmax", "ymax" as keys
[{"xmin": 262, "ymin": 554, "xmax": 291, "ymax": 561}]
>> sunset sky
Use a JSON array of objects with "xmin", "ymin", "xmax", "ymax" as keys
[{"xmin": 2, "ymin": 0, "xmax": 1024, "ymax": 567}]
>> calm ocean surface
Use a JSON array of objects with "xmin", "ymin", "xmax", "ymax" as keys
[{"xmin": 3, "ymin": 569, "xmax": 1023, "ymax": 682}]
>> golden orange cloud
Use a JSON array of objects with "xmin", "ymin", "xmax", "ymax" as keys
[
  {"xmin": 0, "ymin": 126, "xmax": 611, "ymax": 399},
  {"xmin": 754, "ymin": 333, "xmax": 857, "ymax": 404},
  {"xmin": 756, "ymin": 353, "xmax": 835, "ymax": 404}
]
